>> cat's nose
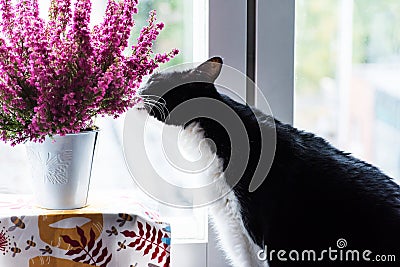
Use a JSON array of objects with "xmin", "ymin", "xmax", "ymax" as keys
[
  {"xmin": 135, "ymin": 100, "xmax": 146, "ymax": 110},
  {"xmin": 133, "ymin": 96, "xmax": 146, "ymax": 110},
  {"xmin": 137, "ymin": 87, "xmax": 146, "ymax": 96}
]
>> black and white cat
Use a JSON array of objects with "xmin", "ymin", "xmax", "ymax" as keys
[{"xmin": 140, "ymin": 57, "xmax": 400, "ymax": 267}]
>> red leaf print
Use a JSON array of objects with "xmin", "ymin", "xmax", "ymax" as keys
[
  {"xmin": 124, "ymin": 221, "xmax": 170, "ymax": 266},
  {"xmin": 164, "ymin": 256, "xmax": 170, "ymax": 267},
  {"xmin": 145, "ymin": 223, "xmax": 151, "ymax": 239},
  {"xmin": 151, "ymin": 246, "xmax": 159, "ymax": 260},
  {"xmin": 63, "ymin": 227, "xmax": 112, "ymax": 267},
  {"xmin": 87, "ymin": 228, "xmax": 96, "ymax": 252},
  {"xmin": 65, "ymin": 247, "xmax": 83, "ymax": 256},
  {"xmin": 61, "ymin": 235, "xmax": 80, "ymax": 247},
  {"xmin": 121, "ymin": 230, "xmax": 137, "ymax": 238},
  {"xmin": 0, "ymin": 230, "xmax": 8, "ymax": 252},
  {"xmin": 136, "ymin": 238, "xmax": 147, "ymax": 251},
  {"xmin": 99, "ymin": 254, "xmax": 112, "ymax": 267},
  {"xmin": 92, "ymin": 239, "xmax": 102, "ymax": 257},
  {"xmin": 150, "ymin": 227, "xmax": 156, "ymax": 243},
  {"xmin": 73, "ymin": 253, "xmax": 87, "ymax": 262},
  {"xmin": 76, "ymin": 226, "xmax": 87, "ymax": 247},
  {"xmin": 158, "ymin": 250, "xmax": 166, "ymax": 263},
  {"xmin": 143, "ymin": 243, "xmax": 153, "ymax": 256},
  {"xmin": 157, "ymin": 229, "xmax": 163, "ymax": 244},
  {"xmin": 96, "ymin": 247, "xmax": 108, "ymax": 263},
  {"xmin": 138, "ymin": 221, "xmax": 144, "ymax": 236},
  {"xmin": 128, "ymin": 238, "xmax": 141, "ymax": 248},
  {"xmin": 83, "ymin": 258, "xmax": 91, "ymax": 264}
]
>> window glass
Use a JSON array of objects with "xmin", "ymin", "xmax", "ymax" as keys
[{"xmin": 295, "ymin": 0, "xmax": 400, "ymax": 181}]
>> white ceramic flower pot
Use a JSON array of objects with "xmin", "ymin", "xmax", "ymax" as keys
[{"xmin": 26, "ymin": 131, "xmax": 98, "ymax": 209}]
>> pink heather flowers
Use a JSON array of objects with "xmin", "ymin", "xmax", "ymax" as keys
[{"xmin": 0, "ymin": 0, "xmax": 178, "ymax": 145}]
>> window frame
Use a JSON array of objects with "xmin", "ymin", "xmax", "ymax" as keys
[
  {"xmin": 206, "ymin": 1, "xmax": 295, "ymax": 266},
  {"xmin": 209, "ymin": 0, "xmax": 296, "ymax": 125}
]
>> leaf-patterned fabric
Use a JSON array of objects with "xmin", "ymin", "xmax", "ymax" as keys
[{"xmin": 0, "ymin": 194, "xmax": 171, "ymax": 267}]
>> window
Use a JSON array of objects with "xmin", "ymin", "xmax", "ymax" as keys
[
  {"xmin": 295, "ymin": 0, "xmax": 400, "ymax": 182},
  {"xmin": 0, "ymin": 0, "xmax": 210, "ymax": 252}
]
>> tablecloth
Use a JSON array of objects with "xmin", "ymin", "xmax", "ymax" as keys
[{"xmin": 0, "ymin": 193, "xmax": 171, "ymax": 267}]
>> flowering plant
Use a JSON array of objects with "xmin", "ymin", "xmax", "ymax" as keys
[{"xmin": 0, "ymin": 0, "xmax": 178, "ymax": 145}]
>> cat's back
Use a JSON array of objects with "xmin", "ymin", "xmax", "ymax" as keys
[{"xmin": 256, "ymin": 120, "xmax": 400, "ymax": 265}]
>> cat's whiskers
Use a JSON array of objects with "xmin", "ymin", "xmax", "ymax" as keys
[
  {"xmin": 147, "ymin": 102, "xmax": 167, "ymax": 121},
  {"xmin": 143, "ymin": 98, "xmax": 166, "ymax": 118},
  {"xmin": 141, "ymin": 95, "xmax": 169, "ymax": 121}
]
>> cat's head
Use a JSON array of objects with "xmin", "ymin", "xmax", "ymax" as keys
[{"xmin": 139, "ymin": 57, "xmax": 223, "ymax": 125}]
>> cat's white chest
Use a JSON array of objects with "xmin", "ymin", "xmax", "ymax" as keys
[
  {"xmin": 170, "ymin": 120, "xmax": 268, "ymax": 266},
  {"xmin": 126, "ymin": 109, "xmax": 267, "ymax": 266}
]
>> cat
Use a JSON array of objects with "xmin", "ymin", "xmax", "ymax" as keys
[{"xmin": 139, "ymin": 57, "xmax": 400, "ymax": 267}]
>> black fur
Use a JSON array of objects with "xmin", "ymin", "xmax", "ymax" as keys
[{"xmin": 141, "ymin": 57, "xmax": 400, "ymax": 267}]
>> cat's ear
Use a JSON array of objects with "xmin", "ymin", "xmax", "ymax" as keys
[{"xmin": 194, "ymin": 57, "xmax": 223, "ymax": 82}]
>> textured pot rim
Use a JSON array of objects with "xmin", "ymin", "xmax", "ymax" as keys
[
  {"xmin": 50, "ymin": 130, "xmax": 100, "ymax": 137},
  {"xmin": 24, "ymin": 130, "xmax": 99, "ymax": 145}
]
